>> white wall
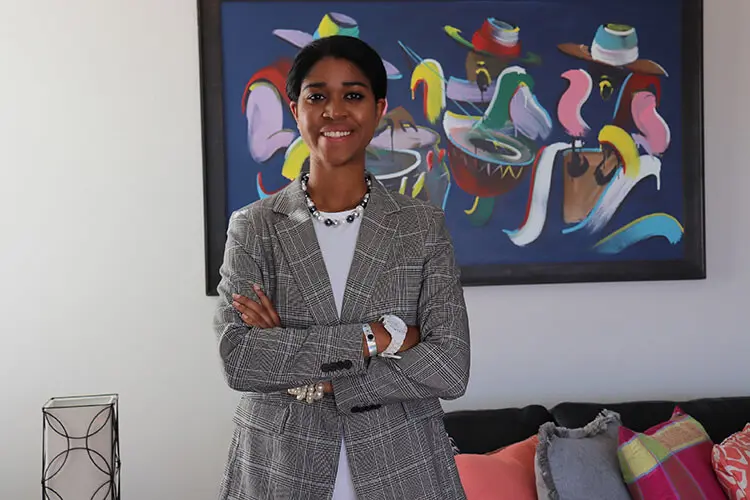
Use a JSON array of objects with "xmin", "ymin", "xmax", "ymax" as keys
[{"xmin": 1, "ymin": 1, "xmax": 746, "ymax": 499}]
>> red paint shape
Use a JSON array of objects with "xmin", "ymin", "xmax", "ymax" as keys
[
  {"xmin": 438, "ymin": 148, "xmax": 446, "ymax": 163},
  {"xmin": 242, "ymin": 58, "xmax": 293, "ymax": 113},
  {"xmin": 472, "ymin": 20, "xmax": 522, "ymax": 59},
  {"xmin": 426, "ymin": 150, "xmax": 435, "ymax": 171},
  {"xmin": 413, "ymin": 78, "xmax": 431, "ymax": 121},
  {"xmin": 613, "ymin": 73, "xmax": 662, "ymax": 130},
  {"xmin": 257, "ymin": 172, "xmax": 285, "ymax": 196}
]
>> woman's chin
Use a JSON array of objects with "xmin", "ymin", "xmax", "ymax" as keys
[{"xmin": 316, "ymin": 148, "xmax": 363, "ymax": 168}]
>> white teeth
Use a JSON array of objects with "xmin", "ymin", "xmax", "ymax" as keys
[{"xmin": 322, "ymin": 131, "xmax": 351, "ymax": 138}]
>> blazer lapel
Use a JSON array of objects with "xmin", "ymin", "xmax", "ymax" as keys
[
  {"xmin": 340, "ymin": 176, "xmax": 400, "ymax": 323},
  {"xmin": 272, "ymin": 178, "xmax": 339, "ymax": 326}
]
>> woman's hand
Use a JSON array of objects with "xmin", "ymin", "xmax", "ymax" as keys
[{"xmin": 232, "ymin": 284, "xmax": 281, "ymax": 329}]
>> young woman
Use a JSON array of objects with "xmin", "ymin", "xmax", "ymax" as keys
[{"xmin": 213, "ymin": 35, "xmax": 470, "ymax": 500}]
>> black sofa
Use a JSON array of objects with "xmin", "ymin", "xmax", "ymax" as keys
[{"xmin": 443, "ymin": 396, "xmax": 750, "ymax": 454}]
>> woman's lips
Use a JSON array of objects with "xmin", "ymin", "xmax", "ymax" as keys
[{"xmin": 321, "ymin": 129, "xmax": 353, "ymax": 141}]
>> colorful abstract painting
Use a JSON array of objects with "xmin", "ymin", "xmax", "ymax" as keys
[{"xmin": 199, "ymin": 0, "xmax": 705, "ymax": 295}]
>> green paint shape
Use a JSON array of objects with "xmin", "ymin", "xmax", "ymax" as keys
[
  {"xmin": 468, "ymin": 197, "xmax": 495, "ymax": 227},
  {"xmin": 476, "ymin": 71, "xmax": 535, "ymax": 131}
]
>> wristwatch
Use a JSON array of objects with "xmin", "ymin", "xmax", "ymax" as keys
[{"xmin": 379, "ymin": 314, "xmax": 407, "ymax": 359}]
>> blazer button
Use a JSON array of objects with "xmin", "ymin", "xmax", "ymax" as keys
[
  {"xmin": 321, "ymin": 363, "xmax": 332, "ymax": 372},
  {"xmin": 343, "ymin": 360, "xmax": 353, "ymax": 369},
  {"xmin": 351, "ymin": 404, "xmax": 381, "ymax": 413}
]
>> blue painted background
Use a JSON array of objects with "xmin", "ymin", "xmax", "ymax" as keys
[{"xmin": 218, "ymin": 0, "xmax": 685, "ymax": 266}]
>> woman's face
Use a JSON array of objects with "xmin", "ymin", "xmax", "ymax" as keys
[{"xmin": 290, "ymin": 56, "xmax": 385, "ymax": 169}]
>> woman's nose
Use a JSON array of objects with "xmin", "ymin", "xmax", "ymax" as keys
[{"xmin": 323, "ymin": 99, "xmax": 347, "ymax": 119}]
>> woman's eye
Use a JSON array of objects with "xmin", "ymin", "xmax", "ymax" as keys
[
  {"xmin": 346, "ymin": 93, "xmax": 364, "ymax": 100},
  {"xmin": 306, "ymin": 94, "xmax": 324, "ymax": 102}
]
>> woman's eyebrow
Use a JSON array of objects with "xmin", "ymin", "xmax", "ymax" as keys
[{"xmin": 302, "ymin": 81, "xmax": 370, "ymax": 91}]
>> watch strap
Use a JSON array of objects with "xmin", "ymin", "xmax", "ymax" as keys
[{"xmin": 379, "ymin": 314, "xmax": 406, "ymax": 359}]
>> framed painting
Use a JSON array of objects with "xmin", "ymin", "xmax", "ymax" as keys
[{"xmin": 198, "ymin": 0, "xmax": 705, "ymax": 296}]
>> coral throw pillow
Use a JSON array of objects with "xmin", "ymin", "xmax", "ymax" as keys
[
  {"xmin": 712, "ymin": 423, "xmax": 750, "ymax": 499},
  {"xmin": 454, "ymin": 435, "xmax": 538, "ymax": 500},
  {"xmin": 617, "ymin": 406, "xmax": 726, "ymax": 499}
]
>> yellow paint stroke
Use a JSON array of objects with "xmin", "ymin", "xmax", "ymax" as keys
[
  {"xmin": 475, "ymin": 67, "xmax": 491, "ymax": 85},
  {"xmin": 598, "ymin": 124, "xmax": 640, "ymax": 178},
  {"xmin": 443, "ymin": 109, "xmax": 481, "ymax": 126},
  {"xmin": 316, "ymin": 14, "xmax": 340, "ymax": 37},
  {"xmin": 410, "ymin": 58, "xmax": 446, "ymax": 124},
  {"xmin": 498, "ymin": 165, "xmax": 524, "ymax": 179},
  {"xmin": 281, "ymin": 136, "xmax": 309, "ymax": 180},
  {"xmin": 464, "ymin": 196, "xmax": 480, "ymax": 215},
  {"xmin": 412, "ymin": 171, "xmax": 426, "ymax": 198},
  {"xmin": 399, "ymin": 176, "xmax": 408, "ymax": 194},
  {"xmin": 593, "ymin": 212, "xmax": 684, "ymax": 248}
]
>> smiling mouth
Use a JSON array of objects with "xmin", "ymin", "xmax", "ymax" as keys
[{"xmin": 321, "ymin": 130, "xmax": 352, "ymax": 139}]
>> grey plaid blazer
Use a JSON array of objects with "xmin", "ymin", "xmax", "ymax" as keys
[{"xmin": 213, "ymin": 172, "xmax": 470, "ymax": 500}]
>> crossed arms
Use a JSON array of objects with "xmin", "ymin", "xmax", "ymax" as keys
[{"xmin": 213, "ymin": 207, "xmax": 470, "ymax": 411}]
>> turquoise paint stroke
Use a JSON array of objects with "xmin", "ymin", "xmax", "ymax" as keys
[{"xmin": 593, "ymin": 213, "xmax": 684, "ymax": 254}]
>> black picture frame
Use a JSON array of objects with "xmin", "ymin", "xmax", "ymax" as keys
[{"xmin": 197, "ymin": 0, "xmax": 705, "ymax": 296}]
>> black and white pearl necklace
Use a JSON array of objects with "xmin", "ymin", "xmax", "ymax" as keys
[{"xmin": 301, "ymin": 172, "xmax": 371, "ymax": 227}]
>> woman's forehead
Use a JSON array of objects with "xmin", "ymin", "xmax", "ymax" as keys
[{"xmin": 305, "ymin": 57, "xmax": 369, "ymax": 85}]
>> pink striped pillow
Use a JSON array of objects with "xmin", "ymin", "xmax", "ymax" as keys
[{"xmin": 617, "ymin": 406, "xmax": 726, "ymax": 499}]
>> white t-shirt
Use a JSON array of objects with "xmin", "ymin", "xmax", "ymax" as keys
[{"xmin": 312, "ymin": 210, "xmax": 361, "ymax": 500}]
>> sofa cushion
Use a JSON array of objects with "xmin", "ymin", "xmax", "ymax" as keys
[
  {"xmin": 443, "ymin": 404, "xmax": 553, "ymax": 454},
  {"xmin": 712, "ymin": 423, "xmax": 750, "ymax": 499},
  {"xmin": 455, "ymin": 435, "xmax": 538, "ymax": 500},
  {"xmin": 535, "ymin": 409, "xmax": 630, "ymax": 500},
  {"xmin": 617, "ymin": 406, "xmax": 726, "ymax": 499}
]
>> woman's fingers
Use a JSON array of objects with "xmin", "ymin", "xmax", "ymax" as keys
[
  {"xmin": 232, "ymin": 294, "xmax": 274, "ymax": 328},
  {"xmin": 240, "ymin": 309, "xmax": 270, "ymax": 329},
  {"xmin": 252, "ymin": 285, "xmax": 281, "ymax": 327}
]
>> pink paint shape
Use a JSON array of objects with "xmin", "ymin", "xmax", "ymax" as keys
[
  {"xmin": 558, "ymin": 69, "xmax": 592, "ymax": 138},
  {"xmin": 631, "ymin": 91, "xmax": 671, "ymax": 156}
]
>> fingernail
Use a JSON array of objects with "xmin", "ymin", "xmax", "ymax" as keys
[
  {"xmin": 253, "ymin": 284, "xmax": 261, "ymax": 290},
  {"xmin": 232, "ymin": 293, "xmax": 239, "ymax": 299}
]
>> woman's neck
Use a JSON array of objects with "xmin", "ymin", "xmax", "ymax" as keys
[{"xmin": 305, "ymin": 163, "xmax": 368, "ymax": 213}]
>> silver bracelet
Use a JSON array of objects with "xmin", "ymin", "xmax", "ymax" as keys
[
  {"xmin": 287, "ymin": 383, "xmax": 325, "ymax": 404},
  {"xmin": 363, "ymin": 323, "xmax": 378, "ymax": 357}
]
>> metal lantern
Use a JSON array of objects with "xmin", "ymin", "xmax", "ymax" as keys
[{"xmin": 42, "ymin": 394, "xmax": 121, "ymax": 500}]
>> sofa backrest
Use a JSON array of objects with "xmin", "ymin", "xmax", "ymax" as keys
[
  {"xmin": 444, "ymin": 396, "xmax": 750, "ymax": 454},
  {"xmin": 443, "ymin": 404, "xmax": 553, "ymax": 454}
]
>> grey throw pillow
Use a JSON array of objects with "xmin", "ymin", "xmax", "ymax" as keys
[{"xmin": 535, "ymin": 409, "xmax": 630, "ymax": 500}]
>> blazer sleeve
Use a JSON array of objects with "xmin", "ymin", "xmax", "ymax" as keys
[
  {"xmin": 331, "ymin": 207, "xmax": 471, "ymax": 413},
  {"xmin": 213, "ymin": 209, "xmax": 368, "ymax": 393}
]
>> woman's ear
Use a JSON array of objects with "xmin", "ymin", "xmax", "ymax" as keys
[
  {"xmin": 377, "ymin": 98, "xmax": 388, "ymax": 120},
  {"xmin": 289, "ymin": 101, "xmax": 299, "ymax": 123}
]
